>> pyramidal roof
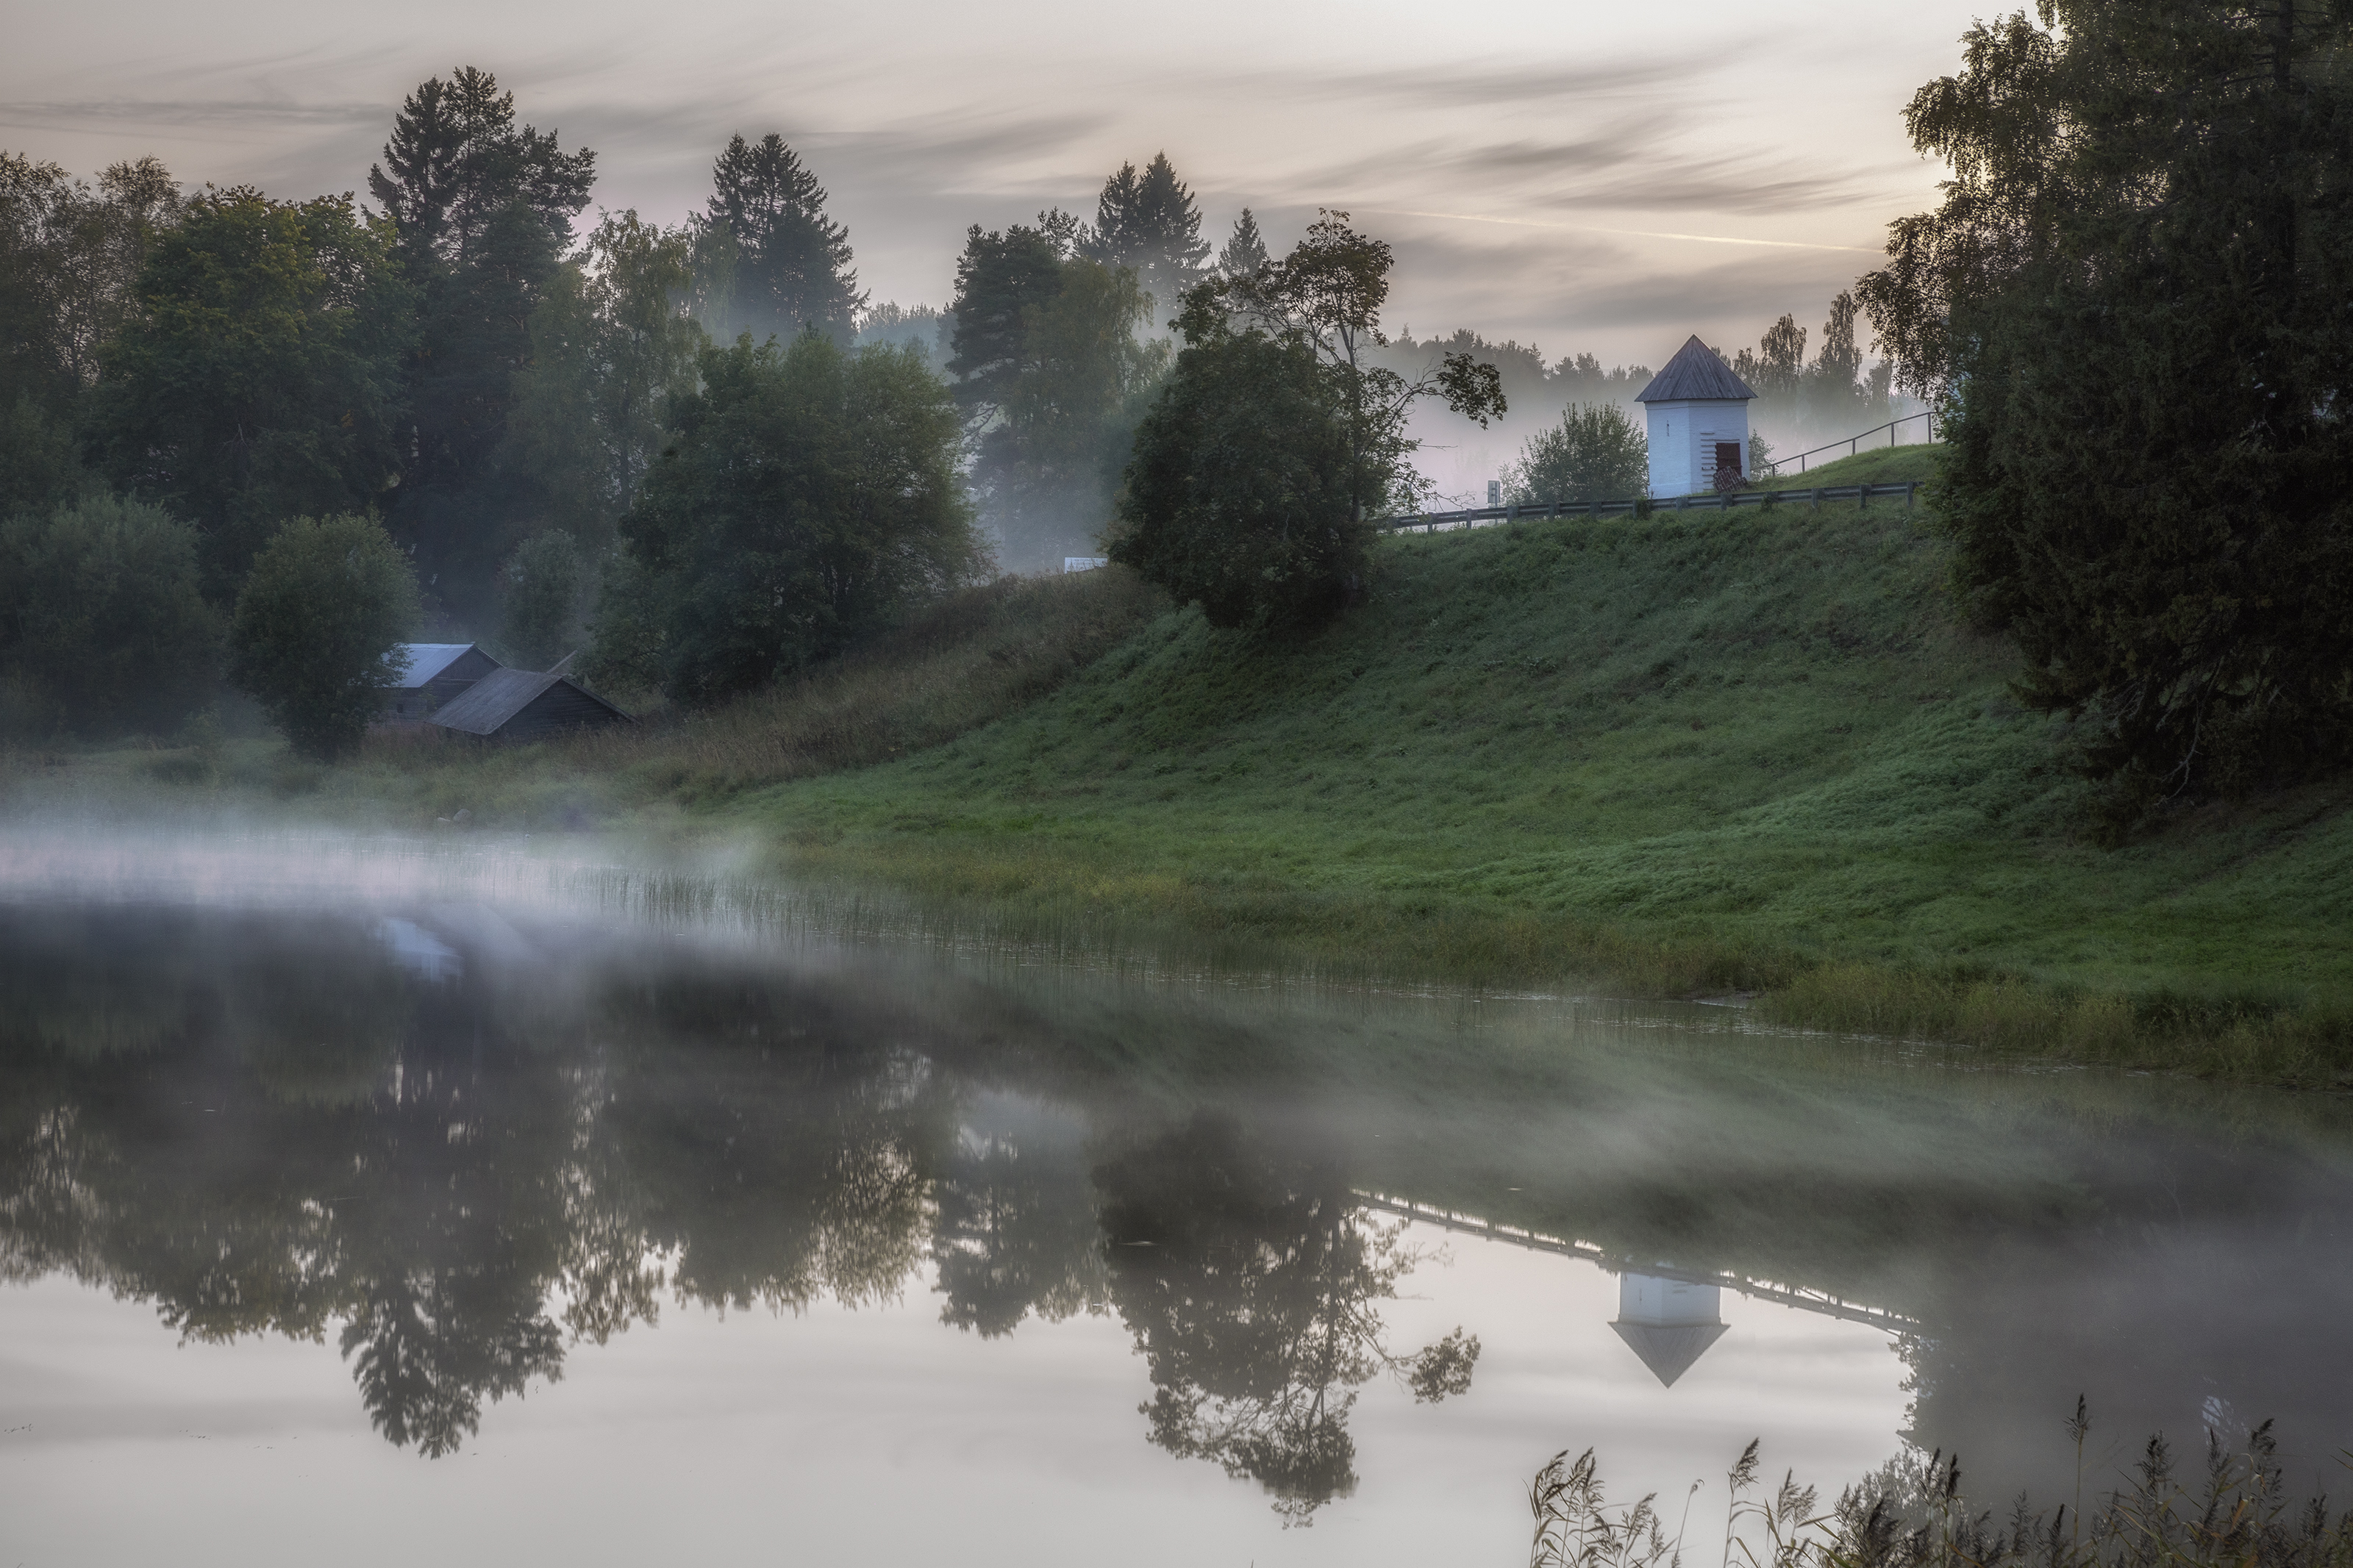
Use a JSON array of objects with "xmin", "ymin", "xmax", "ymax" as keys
[
  {"xmin": 1635, "ymin": 335, "xmax": 1757, "ymax": 403},
  {"xmin": 1610, "ymin": 1319, "xmax": 1730, "ymax": 1387}
]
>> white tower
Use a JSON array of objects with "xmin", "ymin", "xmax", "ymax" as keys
[
  {"xmin": 1610, "ymin": 1270, "xmax": 1729, "ymax": 1387},
  {"xmin": 1635, "ymin": 335, "xmax": 1759, "ymax": 498}
]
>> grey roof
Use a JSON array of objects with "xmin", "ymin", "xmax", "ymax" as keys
[
  {"xmin": 427, "ymin": 668, "xmax": 628, "ymax": 736},
  {"xmin": 1634, "ymin": 335, "xmax": 1757, "ymax": 403},
  {"xmin": 1610, "ymin": 1319, "xmax": 1730, "ymax": 1387},
  {"xmin": 389, "ymin": 643, "xmax": 493, "ymax": 689}
]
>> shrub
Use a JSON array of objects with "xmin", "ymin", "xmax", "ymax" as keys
[
  {"xmin": 0, "ymin": 493, "xmax": 218, "ymax": 736},
  {"xmin": 1504, "ymin": 403, "xmax": 1648, "ymax": 506},
  {"xmin": 226, "ymin": 513, "xmax": 418, "ymax": 759}
]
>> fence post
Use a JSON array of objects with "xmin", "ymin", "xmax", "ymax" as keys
[{"xmin": 1906, "ymin": 481, "xmax": 1917, "ymax": 512}]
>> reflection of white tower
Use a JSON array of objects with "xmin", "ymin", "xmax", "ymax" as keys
[{"xmin": 1610, "ymin": 1272, "xmax": 1729, "ymax": 1388}]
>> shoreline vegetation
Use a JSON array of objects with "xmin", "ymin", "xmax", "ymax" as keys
[{"xmin": 7, "ymin": 448, "xmax": 2349, "ymax": 1086}]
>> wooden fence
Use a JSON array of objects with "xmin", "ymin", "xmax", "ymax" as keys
[{"xmin": 1377, "ymin": 479, "xmax": 1924, "ymax": 534}]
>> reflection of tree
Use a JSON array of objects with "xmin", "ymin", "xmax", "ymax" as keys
[
  {"xmin": 1095, "ymin": 1114, "xmax": 1477, "ymax": 1523},
  {"xmin": 931, "ymin": 1092, "xmax": 1106, "ymax": 1336}
]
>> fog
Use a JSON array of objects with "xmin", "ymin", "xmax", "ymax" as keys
[{"xmin": 7, "ymin": 0, "xmax": 1983, "ymax": 364}]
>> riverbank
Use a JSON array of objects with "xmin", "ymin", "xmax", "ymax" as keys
[{"xmin": 13, "ymin": 447, "xmax": 2349, "ymax": 1083}]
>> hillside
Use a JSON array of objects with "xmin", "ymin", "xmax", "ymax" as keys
[{"xmin": 746, "ymin": 459, "xmax": 2352, "ymax": 1078}]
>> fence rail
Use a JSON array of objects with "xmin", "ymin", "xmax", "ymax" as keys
[
  {"xmin": 1768, "ymin": 408, "xmax": 1939, "ymax": 476},
  {"xmin": 1377, "ymin": 479, "xmax": 1923, "ymax": 534}
]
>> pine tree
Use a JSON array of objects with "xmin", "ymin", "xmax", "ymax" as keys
[
  {"xmin": 1218, "ymin": 208, "xmax": 1269, "ymax": 279},
  {"xmin": 700, "ymin": 134, "xmax": 863, "ymax": 344},
  {"xmin": 1084, "ymin": 152, "xmax": 1210, "ymax": 323}
]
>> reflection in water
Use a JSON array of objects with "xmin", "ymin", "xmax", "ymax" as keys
[
  {"xmin": 4, "ymin": 893, "xmax": 2353, "ymax": 1526},
  {"xmin": 1610, "ymin": 1274, "xmax": 1727, "ymax": 1389}
]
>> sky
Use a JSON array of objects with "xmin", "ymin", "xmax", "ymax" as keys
[{"xmin": 4, "ymin": 0, "xmax": 1984, "ymax": 370}]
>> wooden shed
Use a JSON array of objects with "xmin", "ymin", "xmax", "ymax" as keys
[
  {"xmin": 426, "ymin": 668, "xmax": 630, "ymax": 742},
  {"xmin": 385, "ymin": 643, "xmax": 503, "ymax": 720}
]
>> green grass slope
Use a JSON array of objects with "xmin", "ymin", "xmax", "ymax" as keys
[{"xmin": 751, "ymin": 493, "xmax": 2352, "ymax": 1077}]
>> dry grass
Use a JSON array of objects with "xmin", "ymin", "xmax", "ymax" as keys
[{"xmin": 344, "ymin": 567, "xmax": 1165, "ymax": 809}]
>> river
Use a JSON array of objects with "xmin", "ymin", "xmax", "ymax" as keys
[{"xmin": 3, "ymin": 831, "xmax": 2348, "ymax": 1565}]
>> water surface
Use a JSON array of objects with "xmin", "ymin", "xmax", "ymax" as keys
[{"xmin": 4, "ymin": 833, "xmax": 2349, "ymax": 1565}]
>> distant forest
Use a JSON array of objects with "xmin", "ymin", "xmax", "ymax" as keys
[{"xmin": 0, "ymin": 65, "xmax": 1896, "ymax": 635}]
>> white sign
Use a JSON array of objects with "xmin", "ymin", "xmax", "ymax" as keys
[{"xmin": 1063, "ymin": 556, "xmax": 1109, "ymax": 573}]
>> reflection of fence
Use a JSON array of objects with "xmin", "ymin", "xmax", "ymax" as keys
[
  {"xmin": 1377, "ymin": 480, "xmax": 1922, "ymax": 534},
  {"xmin": 1353, "ymin": 1190, "xmax": 1916, "ymax": 1334},
  {"xmin": 1771, "ymin": 409, "xmax": 1940, "ymax": 476}
]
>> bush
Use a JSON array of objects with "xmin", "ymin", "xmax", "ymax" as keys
[
  {"xmin": 0, "ymin": 493, "xmax": 218, "ymax": 736},
  {"xmin": 1109, "ymin": 326, "xmax": 1372, "ymax": 631},
  {"xmin": 1504, "ymin": 403, "xmax": 1647, "ymax": 506},
  {"xmin": 499, "ymin": 529, "xmax": 585, "ymax": 670},
  {"xmin": 610, "ymin": 332, "xmax": 982, "ymax": 704},
  {"xmin": 226, "ymin": 514, "xmax": 419, "ymax": 759}
]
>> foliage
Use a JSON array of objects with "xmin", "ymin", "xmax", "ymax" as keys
[
  {"xmin": 1115, "ymin": 211, "xmax": 1506, "ymax": 628},
  {"xmin": 1532, "ymin": 1419, "xmax": 2353, "ymax": 1568},
  {"xmin": 227, "ymin": 513, "xmax": 420, "ymax": 759},
  {"xmin": 949, "ymin": 223, "xmax": 1167, "ymax": 568},
  {"xmin": 695, "ymin": 132, "xmax": 863, "ymax": 344},
  {"xmin": 369, "ymin": 67, "xmax": 596, "ymax": 617},
  {"xmin": 1856, "ymin": 0, "xmax": 2353, "ymax": 824},
  {"xmin": 1506, "ymin": 404, "xmax": 1649, "ymax": 506},
  {"xmin": 1097, "ymin": 1115, "xmax": 1475, "ymax": 1523},
  {"xmin": 85, "ymin": 187, "xmax": 413, "ymax": 594},
  {"xmin": 499, "ymin": 528, "xmax": 584, "ymax": 670},
  {"xmin": 1110, "ymin": 321, "xmax": 1371, "ymax": 631},
  {"xmin": 1082, "ymin": 152, "xmax": 1210, "ymax": 323},
  {"xmin": 607, "ymin": 332, "xmax": 981, "ymax": 704},
  {"xmin": 501, "ymin": 210, "xmax": 702, "ymax": 548},
  {"xmin": 0, "ymin": 493, "xmax": 217, "ymax": 736},
  {"xmin": 0, "ymin": 151, "xmax": 179, "ymax": 412},
  {"xmin": 1217, "ymin": 208, "xmax": 1269, "ymax": 279}
]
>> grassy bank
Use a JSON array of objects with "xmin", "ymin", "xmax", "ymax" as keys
[{"xmin": 16, "ymin": 445, "xmax": 2350, "ymax": 1081}]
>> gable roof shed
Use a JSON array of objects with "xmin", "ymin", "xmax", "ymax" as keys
[
  {"xmin": 1635, "ymin": 335, "xmax": 1758, "ymax": 404},
  {"xmin": 427, "ymin": 669, "xmax": 630, "ymax": 742},
  {"xmin": 384, "ymin": 643, "xmax": 502, "ymax": 720}
]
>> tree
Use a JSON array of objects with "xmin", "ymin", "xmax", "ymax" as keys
[
  {"xmin": 0, "ymin": 494, "xmax": 218, "ymax": 736},
  {"xmin": 1217, "ymin": 208, "xmax": 1269, "ymax": 280},
  {"xmin": 0, "ymin": 152, "xmax": 180, "ymax": 515},
  {"xmin": 1117, "ymin": 211, "xmax": 1502, "ymax": 629},
  {"xmin": 607, "ymin": 332, "xmax": 980, "ymax": 703},
  {"xmin": 697, "ymin": 134, "xmax": 863, "ymax": 345},
  {"xmin": 1110, "ymin": 321, "xmax": 1368, "ymax": 631},
  {"xmin": 503, "ymin": 210, "xmax": 703, "ymax": 548},
  {"xmin": 369, "ymin": 68, "xmax": 596, "ymax": 616},
  {"xmin": 1855, "ymin": 1, "xmax": 2353, "ymax": 823},
  {"xmin": 227, "ymin": 514, "xmax": 420, "ymax": 759},
  {"xmin": 1504, "ymin": 404, "xmax": 1648, "ymax": 506},
  {"xmin": 86, "ymin": 188, "xmax": 413, "ymax": 595},
  {"xmin": 948, "ymin": 223, "xmax": 1165, "ymax": 568},
  {"xmin": 1085, "ymin": 153, "xmax": 1211, "ymax": 323},
  {"xmin": 1096, "ymin": 1117, "xmax": 1477, "ymax": 1523},
  {"xmin": 499, "ymin": 528, "xmax": 583, "ymax": 670}
]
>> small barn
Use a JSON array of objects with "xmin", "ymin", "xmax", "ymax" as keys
[
  {"xmin": 385, "ymin": 643, "xmax": 502, "ymax": 720},
  {"xmin": 426, "ymin": 669, "xmax": 631, "ymax": 742},
  {"xmin": 1635, "ymin": 336, "xmax": 1759, "ymax": 498}
]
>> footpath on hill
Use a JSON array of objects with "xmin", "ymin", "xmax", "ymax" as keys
[{"xmin": 734, "ymin": 447, "xmax": 2353, "ymax": 1081}]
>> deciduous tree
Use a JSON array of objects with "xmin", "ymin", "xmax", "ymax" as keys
[{"xmin": 227, "ymin": 513, "xmax": 420, "ymax": 758}]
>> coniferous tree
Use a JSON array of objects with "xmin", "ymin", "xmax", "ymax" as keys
[
  {"xmin": 1857, "ymin": 1, "xmax": 2353, "ymax": 823},
  {"xmin": 697, "ymin": 134, "xmax": 863, "ymax": 345},
  {"xmin": 1217, "ymin": 208, "xmax": 1269, "ymax": 279},
  {"xmin": 367, "ymin": 68, "xmax": 595, "ymax": 618},
  {"xmin": 1084, "ymin": 153, "xmax": 1210, "ymax": 323}
]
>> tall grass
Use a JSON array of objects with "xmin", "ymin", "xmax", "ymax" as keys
[{"xmin": 1534, "ymin": 1413, "xmax": 2353, "ymax": 1568}]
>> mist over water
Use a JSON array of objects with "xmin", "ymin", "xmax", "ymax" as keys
[{"xmin": 4, "ymin": 830, "xmax": 2352, "ymax": 1564}]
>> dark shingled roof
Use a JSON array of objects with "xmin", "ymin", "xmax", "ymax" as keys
[
  {"xmin": 428, "ymin": 668, "xmax": 629, "ymax": 739},
  {"xmin": 1634, "ymin": 335, "xmax": 1757, "ymax": 403},
  {"xmin": 1610, "ymin": 1318, "xmax": 1730, "ymax": 1387}
]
